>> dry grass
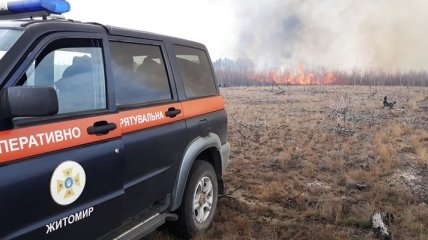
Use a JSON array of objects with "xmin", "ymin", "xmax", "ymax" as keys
[
  {"xmin": 147, "ymin": 85, "xmax": 428, "ymax": 239},
  {"xmin": 411, "ymin": 132, "xmax": 428, "ymax": 165}
]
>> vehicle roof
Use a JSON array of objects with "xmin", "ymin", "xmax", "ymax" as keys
[
  {"xmin": 0, "ymin": 20, "xmax": 25, "ymax": 28},
  {"xmin": 0, "ymin": 18, "xmax": 207, "ymax": 49}
]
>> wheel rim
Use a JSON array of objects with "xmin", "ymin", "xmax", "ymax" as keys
[{"xmin": 192, "ymin": 176, "xmax": 214, "ymax": 223}]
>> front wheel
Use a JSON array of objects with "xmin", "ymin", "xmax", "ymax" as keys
[{"xmin": 176, "ymin": 160, "xmax": 218, "ymax": 237}]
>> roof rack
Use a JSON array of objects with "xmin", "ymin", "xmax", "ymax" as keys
[{"xmin": 0, "ymin": 11, "xmax": 50, "ymax": 20}]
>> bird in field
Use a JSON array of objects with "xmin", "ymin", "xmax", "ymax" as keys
[{"xmin": 383, "ymin": 96, "xmax": 396, "ymax": 109}]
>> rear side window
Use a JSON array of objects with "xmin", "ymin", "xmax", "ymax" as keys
[
  {"xmin": 110, "ymin": 42, "xmax": 172, "ymax": 106},
  {"xmin": 173, "ymin": 45, "xmax": 217, "ymax": 98},
  {"xmin": 22, "ymin": 38, "xmax": 106, "ymax": 114}
]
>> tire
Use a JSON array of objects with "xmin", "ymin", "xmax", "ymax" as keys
[{"xmin": 175, "ymin": 160, "xmax": 218, "ymax": 237}]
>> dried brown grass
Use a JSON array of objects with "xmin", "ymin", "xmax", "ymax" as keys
[
  {"xmin": 147, "ymin": 85, "xmax": 428, "ymax": 240},
  {"xmin": 411, "ymin": 132, "xmax": 428, "ymax": 165}
]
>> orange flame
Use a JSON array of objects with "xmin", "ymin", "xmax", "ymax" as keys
[
  {"xmin": 216, "ymin": 64, "xmax": 337, "ymax": 86},
  {"xmin": 267, "ymin": 65, "xmax": 337, "ymax": 85}
]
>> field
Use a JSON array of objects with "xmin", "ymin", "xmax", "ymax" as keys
[{"xmin": 150, "ymin": 86, "xmax": 428, "ymax": 239}]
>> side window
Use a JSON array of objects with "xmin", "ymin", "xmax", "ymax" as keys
[
  {"xmin": 173, "ymin": 45, "xmax": 217, "ymax": 98},
  {"xmin": 22, "ymin": 38, "xmax": 106, "ymax": 114},
  {"xmin": 110, "ymin": 41, "xmax": 172, "ymax": 106}
]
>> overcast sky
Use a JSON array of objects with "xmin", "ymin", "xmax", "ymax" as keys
[
  {"xmin": 64, "ymin": 0, "xmax": 428, "ymax": 72},
  {"xmin": 64, "ymin": 0, "xmax": 236, "ymax": 61}
]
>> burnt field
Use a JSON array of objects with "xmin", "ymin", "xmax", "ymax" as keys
[{"xmin": 150, "ymin": 86, "xmax": 428, "ymax": 239}]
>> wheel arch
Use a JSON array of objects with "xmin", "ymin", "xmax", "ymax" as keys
[{"xmin": 171, "ymin": 133, "xmax": 223, "ymax": 211}]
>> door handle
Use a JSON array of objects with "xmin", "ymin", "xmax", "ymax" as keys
[
  {"xmin": 87, "ymin": 121, "xmax": 117, "ymax": 135},
  {"xmin": 165, "ymin": 107, "xmax": 182, "ymax": 118}
]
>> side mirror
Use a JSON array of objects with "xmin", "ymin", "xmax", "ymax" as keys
[{"xmin": 0, "ymin": 86, "xmax": 58, "ymax": 119}]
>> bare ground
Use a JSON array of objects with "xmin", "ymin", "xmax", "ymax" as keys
[{"xmin": 148, "ymin": 86, "xmax": 428, "ymax": 240}]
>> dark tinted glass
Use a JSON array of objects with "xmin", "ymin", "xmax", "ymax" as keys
[
  {"xmin": 110, "ymin": 42, "xmax": 172, "ymax": 106},
  {"xmin": 174, "ymin": 45, "xmax": 217, "ymax": 98}
]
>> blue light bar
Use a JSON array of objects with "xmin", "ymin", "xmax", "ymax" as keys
[{"xmin": 2, "ymin": 0, "xmax": 70, "ymax": 15}]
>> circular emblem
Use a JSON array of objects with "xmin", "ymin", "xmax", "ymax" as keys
[{"xmin": 50, "ymin": 161, "xmax": 86, "ymax": 206}]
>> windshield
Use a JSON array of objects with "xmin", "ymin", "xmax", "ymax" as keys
[{"xmin": 0, "ymin": 29, "xmax": 23, "ymax": 60}]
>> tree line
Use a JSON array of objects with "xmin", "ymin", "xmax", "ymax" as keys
[{"xmin": 213, "ymin": 58, "xmax": 428, "ymax": 87}]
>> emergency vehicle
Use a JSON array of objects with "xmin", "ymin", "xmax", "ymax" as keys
[{"xmin": 0, "ymin": 0, "xmax": 230, "ymax": 239}]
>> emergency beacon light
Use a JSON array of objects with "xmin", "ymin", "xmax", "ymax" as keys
[{"xmin": 0, "ymin": 0, "xmax": 70, "ymax": 16}]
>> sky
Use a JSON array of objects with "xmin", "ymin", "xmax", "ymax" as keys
[
  {"xmin": 63, "ymin": 0, "xmax": 236, "ymax": 61},
  {"xmin": 64, "ymin": 0, "xmax": 428, "ymax": 72}
]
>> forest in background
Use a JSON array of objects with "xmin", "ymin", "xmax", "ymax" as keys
[{"xmin": 213, "ymin": 58, "xmax": 428, "ymax": 87}]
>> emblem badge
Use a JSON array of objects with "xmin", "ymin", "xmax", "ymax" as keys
[{"xmin": 50, "ymin": 161, "xmax": 86, "ymax": 205}]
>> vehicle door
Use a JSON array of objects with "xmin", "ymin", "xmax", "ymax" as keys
[
  {"xmin": 0, "ymin": 33, "xmax": 124, "ymax": 239},
  {"xmin": 171, "ymin": 44, "xmax": 227, "ymax": 143},
  {"xmin": 108, "ymin": 38, "xmax": 187, "ymax": 217}
]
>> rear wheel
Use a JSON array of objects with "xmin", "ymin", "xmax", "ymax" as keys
[{"xmin": 176, "ymin": 160, "xmax": 218, "ymax": 237}]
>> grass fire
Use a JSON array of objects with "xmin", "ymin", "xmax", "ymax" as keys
[{"xmin": 146, "ymin": 0, "xmax": 428, "ymax": 238}]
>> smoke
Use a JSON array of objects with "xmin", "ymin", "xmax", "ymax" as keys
[{"xmin": 231, "ymin": 0, "xmax": 428, "ymax": 72}]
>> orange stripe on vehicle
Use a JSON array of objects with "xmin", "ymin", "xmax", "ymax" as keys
[
  {"xmin": 0, "ymin": 96, "xmax": 225, "ymax": 164},
  {"xmin": 0, "ymin": 115, "xmax": 121, "ymax": 164},
  {"xmin": 181, "ymin": 96, "xmax": 225, "ymax": 119},
  {"xmin": 119, "ymin": 103, "xmax": 184, "ymax": 134},
  {"xmin": 118, "ymin": 96, "xmax": 224, "ymax": 134}
]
